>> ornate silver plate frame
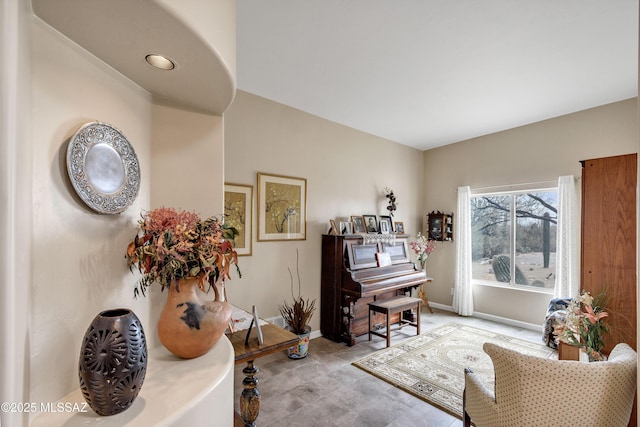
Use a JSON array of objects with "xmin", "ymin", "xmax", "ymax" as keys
[{"xmin": 66, "ymin": 122, "xmax": 140, "ymax": 214}]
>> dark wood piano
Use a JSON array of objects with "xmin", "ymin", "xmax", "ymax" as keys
[{"xmin": 321, "ymin": 234, "xmax": 427, "ymax": 346}]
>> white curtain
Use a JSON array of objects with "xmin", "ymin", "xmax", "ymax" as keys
[
  {"xmin": 453, "ymin": 186, "xmax": 474, "ymax": 315},
  {"xmin": 554, "ymin": 175, "xmax": 579, "ymax": 298}
]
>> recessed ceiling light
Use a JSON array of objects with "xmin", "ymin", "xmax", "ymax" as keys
[{"xmin": 145, "ymin": 54, "xmax": 175, "ymax": 70}]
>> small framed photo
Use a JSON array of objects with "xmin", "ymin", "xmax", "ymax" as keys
[
  {"xmin": 378, "ymin": 215, "xmax": 392, "ymax": 234},
  {"xmin": 340, "ymin": 221, "xmax": 353, "ymax": 235},
  {"xmin": 244, "ymin": 305, "xmax": 264, "ymax": 345},
  {"xmin": 257, "ymin": 172, "xmax": 306, "ymax": 241},
  {"xmin": 394, "ymin": 222, "xmax": 405, "ymax": 234},
  {"xmin": 329, "ymin": 219, "xmax": 339, "ymax": 235},
  {"xmin": 224, "ymin": 183, "xmax": 253, "ymax": 256},
  {"xmin": 351, "ymin": 216, "xmax": 366, "ymax": 233},
  {"xmin": 252, "ymin": 305, "xmax": 264, "ymax": 344},
  {"xmin": 363, "ymin": 215, "xmax": 378, "ymax": 234}
]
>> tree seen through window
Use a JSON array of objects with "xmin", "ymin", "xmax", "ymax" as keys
[{"xmin": 471, "ymin": 190, "xmax": 557, "ymax": 289}]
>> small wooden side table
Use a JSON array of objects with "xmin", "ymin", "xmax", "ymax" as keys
[
  {"xmin": 227, "ymin": 319, "xmax": 298, "ymax": 427},
  {"xmin": 417, "ymin": 277, "xmax": 434, "ymax": 313}
]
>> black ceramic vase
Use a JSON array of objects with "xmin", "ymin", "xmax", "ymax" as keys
[{"xmin": 78, "ymin": 308, "xmax": 147, "ymax": 416}]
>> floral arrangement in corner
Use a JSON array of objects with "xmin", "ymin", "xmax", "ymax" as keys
[
  {"xmin": 555, "ymin": 290, "xmax": 609, "ymax": 361},
  {"xmin": 126, "ymin": 207, "xmax": 241, "ymax": 298},
  {"xmin": 410, "ymin": 232, "xmax": 436, "ymax": 270}
]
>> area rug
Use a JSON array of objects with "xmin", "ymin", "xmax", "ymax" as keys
[{"xmin": 352, "ymin": 322, "xmax": 556, "ymax": 418}]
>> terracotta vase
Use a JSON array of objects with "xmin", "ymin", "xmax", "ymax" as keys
[
  {"xmin": 78, "ymin": 308, "xmax": 147, "ymax": 416},
  {"xmin": 157, "ymin": 277, "xmax": 232, "ymax": 359}
]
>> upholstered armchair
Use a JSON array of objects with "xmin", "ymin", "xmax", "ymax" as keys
[{"xmin": 463, "ymin": 342, "xmax": 637, "ymax": 427}]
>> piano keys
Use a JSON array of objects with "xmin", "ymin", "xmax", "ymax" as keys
[{"xmin": 320, "ymin": 234, "xmax": 427, "ymax": 346}]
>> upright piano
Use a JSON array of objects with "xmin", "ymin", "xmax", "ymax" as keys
[{"xmin": 321, "ymin": 234, "xmax": 427, "ymax": 346}]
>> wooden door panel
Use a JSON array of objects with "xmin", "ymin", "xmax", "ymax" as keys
[{"xmin": 581, "ymin": 153, "xmax": 636, "ymax": 351}]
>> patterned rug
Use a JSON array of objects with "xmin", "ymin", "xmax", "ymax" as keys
[{"xmin": 352, "ymin": 322, "xmax": 556, "ymax": 418}]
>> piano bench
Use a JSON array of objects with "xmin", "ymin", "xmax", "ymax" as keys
[{"xmin": 368, "ymin": 296, "xmax": 421, "ymax": 347}]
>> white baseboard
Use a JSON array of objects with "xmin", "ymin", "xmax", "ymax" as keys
[
  {"xmin": 265, "ymin": 315, "xmax": 285, "ymax": 328},
  {"xmin": 309, "ymin": 330, "xmax": 323, "ymax": 340},
  {"xmin": 267, "ymin": 304, "xmax": 542, "ymax": 342},
  {"xmin": 428, "ymin": 302, "xmax": 542, "ymax": 332}
]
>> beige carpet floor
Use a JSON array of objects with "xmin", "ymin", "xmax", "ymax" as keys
[{"xmin": 352, "ymin": 322, "xmax": 557, "ymax": 418}]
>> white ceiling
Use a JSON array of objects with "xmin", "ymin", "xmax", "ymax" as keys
[{"xmin": 237, "ymin": 0, "xmax": 638, "ymax": 151}]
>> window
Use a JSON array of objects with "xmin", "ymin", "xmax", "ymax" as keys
[{"xmin": 470, "ymin": 189, "xmax": 558, "ymax": 290}]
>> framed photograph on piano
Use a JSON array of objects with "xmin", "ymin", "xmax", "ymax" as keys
[
  {"xmin": 381, "ymin": 239, "xmax": 410, "ymax": 264},
  {"xmin": 351, "ymin": 216, "xmax": 366, "ymax": 233},
  {"xmin": 394, "ymin": 222, "xmax": 405, "ymax": 234},
  {"xmin": 363, "ymin": 215, "xmax": 378, "ymax": 234},
  {"xmin": 346, "ymin": 240, "xmax": 380, "ymax": 270},
  {"xmin": 378, "ymin": 215, "xmax": 393, "ymax": 234}
]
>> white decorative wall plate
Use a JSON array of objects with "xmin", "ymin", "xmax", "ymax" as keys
[{"xmin": 66, "ymin": 121, "xmax": 140, "ymax": 214}]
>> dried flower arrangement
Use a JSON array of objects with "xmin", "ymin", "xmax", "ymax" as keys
[
  {"xmin": 126, "ymin": 207, "xmax": 240, "ymax": 298},
  {"xmin": 278, "ymin": 249, "xmax": 316, "ymax": 335}
]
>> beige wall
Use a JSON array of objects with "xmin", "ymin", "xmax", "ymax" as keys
[
  {"xmin": 224, "ymin": 91, "xmax": 425, "ymax": 331},
  {"xmin": 225, "ymin": 93, "xmax": 638, "ymax": 330},
  {"xmin": 1, "ymin": 1, "xmax": 32, "ymax": 425},
  {"xmin": 423, "ymin": 98, "xmax": 638, "ymax": 325},
  {"xmin": 30, "ymin": 19, "xmax": 153, "ymax": 407},
  {"xmin": 150, "ymin": 103, "xmax": 224, "ymax": 215},
  {"xmin": 26, "ymin": 15, "xmax": 229, "ymax": 417},
  {"xmin": 2, "ymin": 5, "xmax": 636, "ymax": 424}
]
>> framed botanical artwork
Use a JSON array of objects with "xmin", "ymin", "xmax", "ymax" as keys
[
  {"xmin": 378, "ymin": 215, "xmax": 393, "ymax": 234},
  {"xmin": 363, "ymin": 215, "xmax": 378, "ymax": 234},
  {"xmin": 224, "ymin": 183, "xmax": 253, "ymax": 256},
  {"xmin": 351, "ymin": 216, "xmax": 366, "ymax": 233},
  {"xmin": 257, "ymin": 172, "xmax": 307, "ymax": 241},
  {"xmin": 394, "ymin": 222, "xmax": 405, "ymax": 234}
]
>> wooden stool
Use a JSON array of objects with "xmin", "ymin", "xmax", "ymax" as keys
[{"xmin": 368, "ymin": 296, "xmax": 421, "ymax": 347}]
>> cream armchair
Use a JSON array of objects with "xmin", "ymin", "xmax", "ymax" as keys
[{"xmin": 463, "ymin": 342, "xmax": 637, "ymax": 427}]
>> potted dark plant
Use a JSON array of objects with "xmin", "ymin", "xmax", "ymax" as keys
[{"xmin": 279, "ymin": 249, "xmax": 316, "ymax": 359}]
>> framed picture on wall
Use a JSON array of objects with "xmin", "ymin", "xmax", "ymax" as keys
[
  {"xmin": 257, "ymin": 172, "xmax": 307, "ymax": 241},
  {"xmin": 224, "ymin": 183, "xmax": 253, "ymax": 256}
]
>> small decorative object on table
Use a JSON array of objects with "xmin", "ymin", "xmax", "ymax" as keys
[
  {"xmin": 279, "ymin": 249, "xmax": 316, "ymax": 359},
  {"xmin": 79, "ymin": 308, "xmax": 147, "ymax": 416},
  {"xmin": 554, "ymin": 290, "xmax": 609, "ymax": 362},
  {"xmin": 126, "ymin": 207, "xmax": 240, "ymax": 359}
]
